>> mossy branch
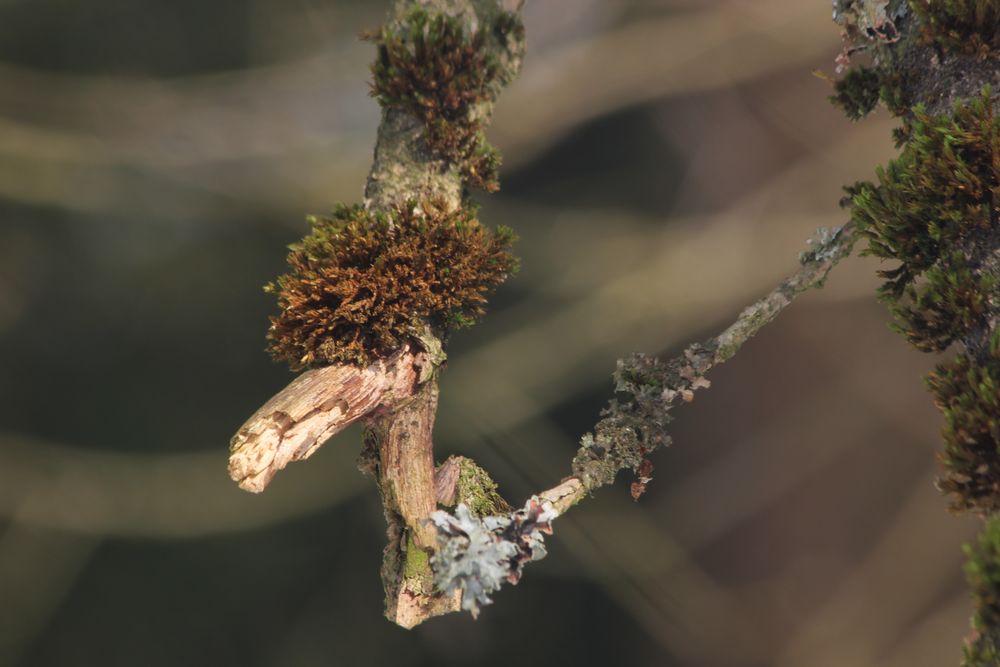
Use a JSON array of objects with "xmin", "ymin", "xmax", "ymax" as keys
[
  {"xmin": 230, "ymin": 0, "xmax": 525, "ymax": 630},
  {"xmin": 830, "ymin": 2, "xmax": 1000, "ymax": 663}
]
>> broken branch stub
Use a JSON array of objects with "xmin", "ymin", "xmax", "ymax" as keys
[{"xmin": 228, "ymin": 346, "xmax": 431, "ymax": 493}]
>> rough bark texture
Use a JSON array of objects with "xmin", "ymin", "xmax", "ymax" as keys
[
  {"xmin": 360, "ymin": 378, "xmax": 458, "ymax": 629},
  {"xmin": 372, "ymin": 381, "xmax": 440, "ymax": 550}
]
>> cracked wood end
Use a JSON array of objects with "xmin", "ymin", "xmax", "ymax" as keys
[{"xmin": 229, "ymin": 346, "xmax": 428, "ymax": 493}]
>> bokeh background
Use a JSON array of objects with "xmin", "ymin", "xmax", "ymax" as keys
[{"xmin": 0, "ymin": 1, "xmax": 981, "ymax": 665}]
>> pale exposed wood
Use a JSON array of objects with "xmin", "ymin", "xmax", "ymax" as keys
[
  {"xmin": 228, "ymin": 347, "xmax": 427, "ymax": 493},
  {"xmin": 537, "ymin": 477, "xmax": 586, "ymax": 515},
  {"xmin": 392, "ymin": 587, "xmax": 461, "ymax": 630}
]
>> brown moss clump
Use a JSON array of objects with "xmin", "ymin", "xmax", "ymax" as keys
[
  {"xmin": 367, "ymin": 7, "xmax": 523, "ymax": 192},
  {"xmin": 929, "ymin": 334, "xmax": 1000, "ymax": 514},
  {"xmin": 265, "ymin": 201, "xmax": 517, "ymax": 369},
  {"xmin": 910, "ymin": 0, "xmax": 1000, "ymax": 58}
]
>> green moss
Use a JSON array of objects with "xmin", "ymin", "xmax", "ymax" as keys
[
  {"xmin": 402, "ymin": 534, "xmax": 432, "ymax": 581},
  {"xmin": 454, "ymin": 458, "xmax": 511, "ymax": 517},
  {"xmin": 928, "ymin": 334, "xmax": 1000, "ymax": 514},
  {"xmin": 830, "ymin": 66, "xmax": 882, "ymax": 120},
  {"xmin": 891, "ymin": 252, "xmax": 996, "ymax": 352},
  {"xmin": 962, "ymin": 516, "xmax": 1000, "ymax": 665},
  {"xmin": 827, "ymin": 57, "xmax": 908, "ymax": 121},
  {"xmin": 910, "ymin": 0, "xmax": 1000, "ymax": 58},
  {"xmin": 266, "ymin": 200, "xmax": 517, "ymax": 369},
  {"xmin": 847, "ymin": 89, "xmax": 1000, "ymax": 513},
  {"xmin": 877, "ymin": 70, "xmax": 909, "ymax": 118},
  {"xmin": 850, "ymin": 88, "xmax": 1000, "ymax": 299},
  {"xmin": 367, "ymin": 6, "xmax": 523, "ymax": 191}
]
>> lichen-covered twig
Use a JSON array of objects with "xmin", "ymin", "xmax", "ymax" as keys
[{"xmin": 430, "ymin": 222, "xmax": 858, "ymax": 613}]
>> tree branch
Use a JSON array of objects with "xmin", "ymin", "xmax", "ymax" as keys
[
  {"xmin": 430, "ymin": 222, "xmax": 858, "ymax": 615},
  {"xmin": 229, "ymin": 0, "xmax": 524, "ymax": 629}
]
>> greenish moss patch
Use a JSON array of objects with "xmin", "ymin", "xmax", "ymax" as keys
[
  {"xmin": 910, "ymin": 0, "xmax": 1000, "ymax": 58},
  {"xmin": 892, "ymin": 252, "xmax": 996, "ymax": 352},
  {"xmin": 830, "ymin": 66, "xmax": 882, "ymax": 120},
  {"xmin": 928, "ymin": 333, "xmax": 1000, "ymax": 514},
  {"xmin": 402, "ymin": 534, "xmax": 432, "ymax": 582},
  {"xmin": 455, "ymin": 458, "xmax": 511, "ymax": 517},
  {"xmin": 850, "ymin": 89, "xmax": 1000, "ymax": 295},
  {"xmin": 963, "ymin": 515, "xmax": 1000, "ymax": 665}
]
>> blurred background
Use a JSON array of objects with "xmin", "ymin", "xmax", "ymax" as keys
[{"xmin": 0, "ymin": 1, "xmax": 980, "ymax": 665}]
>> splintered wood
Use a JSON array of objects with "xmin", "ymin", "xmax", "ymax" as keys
[{"xmin": 229, "ymin": 347, "xmax": 428, "ymax": 492}]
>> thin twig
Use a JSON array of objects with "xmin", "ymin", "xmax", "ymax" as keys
[{"xmin": 431, "ymin": 222, "xmax": 858, "ymax": 614}]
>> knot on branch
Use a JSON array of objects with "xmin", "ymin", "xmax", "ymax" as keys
[
  {"xmin": 266, "ymin": 199, "xmax": 517, "ymax": 369},
  {"xmin": 430, "ymin": 498, "xmax": 557, "ymax": 618}
]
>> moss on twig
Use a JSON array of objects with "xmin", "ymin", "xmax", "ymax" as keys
[
  {"xmin": 266, "ymin": 200, "xmax": 517, "ymax": 369},
  {"xmin": 367, "ymin": 6, "xmax": 524, "ymax": 192}
]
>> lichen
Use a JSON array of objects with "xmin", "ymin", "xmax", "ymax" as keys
[
  {"xmin": 367, "ymin": 6, "xmax": 524, "ymax": 192},
  {"xmin": 430, "ymin": 498, "xmax": 556, "ymax": 618},
  {"xmin": 572, "ymin": 348, "xmax": 713, "ymax": 492},
  {"xmin": 909, "ymin": 0, "xmax": 1000, "ymax": 58},
  {"xmin": 266, "ymin": 200, "xmax": 517, "ymax": 369},
  {"xmin": 800, "ymin": 226, "xmax": 850, "ymax": 264},
  {"xmin": 832, "ymin": 0, "xmax": 908, "ymax": 69}
]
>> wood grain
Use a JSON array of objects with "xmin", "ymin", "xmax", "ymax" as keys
[{"xmin": 228, "ymin": 347, "xmax": 427, "ymax": 493}]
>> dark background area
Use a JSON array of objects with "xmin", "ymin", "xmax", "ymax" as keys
[{"xmin": 0, "ymin": 1, "xmax": 979, "ymax": 665}]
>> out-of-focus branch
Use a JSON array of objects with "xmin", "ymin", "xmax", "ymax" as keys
[{"xmin": 430, "ymin": 222, "xmax": 858, "ymax": 615}]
